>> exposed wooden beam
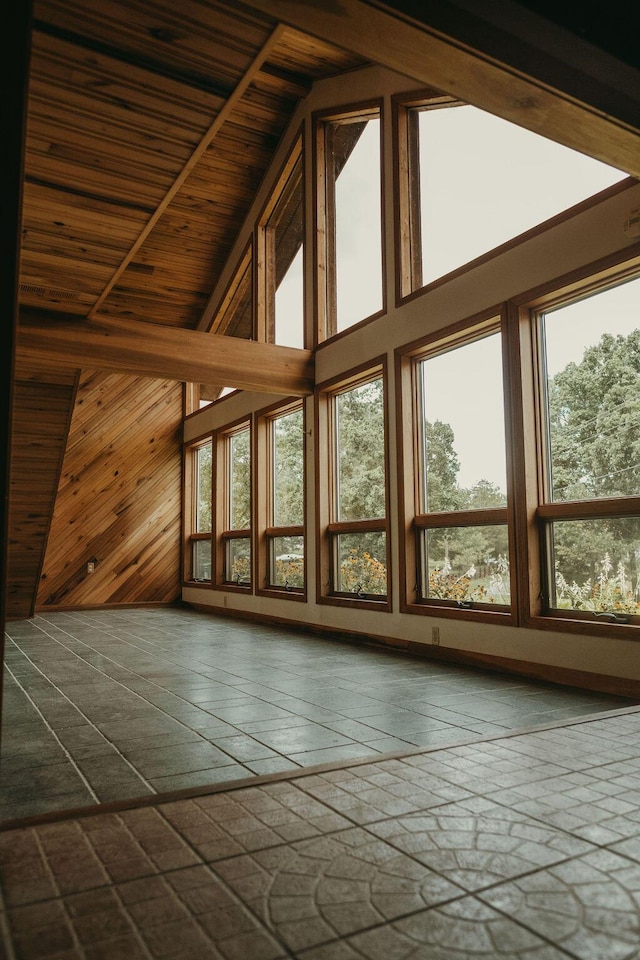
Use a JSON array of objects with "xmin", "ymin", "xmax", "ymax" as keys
[
  {"xmin": 240, "ymin": 0, "xmax": 640, "ymax": 179},
  {"xmin": 17, "ymin": 314, "xmax": 314, "ymax": 397},
  {"xmin": 88, "ymin": 23, "xmax": 286, "ymax": 320}
]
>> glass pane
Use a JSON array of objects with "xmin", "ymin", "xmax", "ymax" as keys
[
  {"xmin": 543, "ymin": 276, "xmax": 640, "ymax": 502},
  {"xmin": 270, "ymin": 535, "xmax": 304, "ymax": 588},
  {"xmin": 335, "ymin": 378, "xmax": 385, "ymax": 522},
  {"xmin": 422, "ymin": 526, "xmax": 510, "ymax": 604},
  {"xmin": 195, "ymin": 442, "xmax": 212, "ymax": 533},
  {"xmin": 550, "ymin": 518, "xmax": 640, "ymax": 614},
  {"xmin": 273, "ymin": 408, "xmax": 304, "ymax": 527},
  {"xmin": 272, "ymin": 151, "xmax": 304, "ymax": 348},
  {"xmin": 227, "ymin": 538, "xmax": 251, "ymax": 585},
  {"xmin": 229, "ymin": 428, "xmax": 250, "ymax": 529},
  {"xmin": 192, "ymin": 539, "xmax": 211, "ymax": 581},
  {"xmin": 420, "ymin": 334, "xmax": 507, "ymax": 512},
  {"xmin": 275, "ymin": 248, "xmax": 304, "ymax": 347},
  {"xmin": 415, "ymin": 104, "xmax": 624, "ymax": 286},
  {"xmin": 327, "ymin": 116, "xmax": 382, "ymax": 331},
  {"xmin": 335, "ymin": 532, "xmax": 387, "ymax": 596}
]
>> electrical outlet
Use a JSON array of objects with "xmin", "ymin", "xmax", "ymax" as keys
[
  {"xmin": 431, "ymin": 626, "xmax": 440, "ymax": 645},
  {"xmin": 87, "ymin": 561, "xmax": 95, "ymax": 574}
]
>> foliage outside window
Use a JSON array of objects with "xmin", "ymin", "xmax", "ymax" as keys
[
  {"xmin": 189, "ymin": 440, "xmax": 212, "ymax": 581},
  {"xmin": 268, "ymin": 405, "xmax": 305, "ymax": 590},
  {"xmin": 329, "ymin": 374, "xmax": 387, "ymax": 599},
  {"xmin": 539, "ymin": 275, "xmax": 640, "ymax": 620},
  {"xmin": 223, "ymin": 425, "xmax": 251, "ymax": 586},
  {"xmin": 414, "ymin": 326, "xmax": 511, "ymax": 608},
  {"xmin": 398, "ymin": 98, "xmax": 626, "ymax": 297},
  {"xmin": 319, "ymin": 108, "xmax": 383, "ymax": 337}
]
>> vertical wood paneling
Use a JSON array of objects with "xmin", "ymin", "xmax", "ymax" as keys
[{"xmin": 36, "ymin": 371, "xmax": 183, "ymax": 608}]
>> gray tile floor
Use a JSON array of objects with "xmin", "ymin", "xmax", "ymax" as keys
[
  {"xmin": 1, "ymin": 606, "xmax": 638, "ymax": 825},
  {"xmin": 3, "ymin": 707, "xmax": 640, "ymax": 958}
]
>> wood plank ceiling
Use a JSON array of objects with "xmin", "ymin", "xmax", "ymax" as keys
[
  {"xmin": 9, "ymin": 0, "xmax": 367, "ymax": 618},
  {"xmin": 21, "ymin": 0, "xmax": 366, "ymax": 326}
]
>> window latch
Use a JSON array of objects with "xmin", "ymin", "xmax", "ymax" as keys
[
  {"xmin": 354, "ymin": 582, "xmax": 365, "ymax": 599},
  {"xmin": 594, "ymin": 611, "xmax": 630, "ymax": 624},
  {"xmin": 456, "ymin": 600, "xmax": 473, "ymax": 609}
]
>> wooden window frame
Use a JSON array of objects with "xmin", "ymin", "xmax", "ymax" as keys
[
  {"xmin": 514, "ymin": 254, "xmax": 640, "ymax": 638},
  {"xmin": 314, "ymin": 100, "xmax": 386, "ymax": 344},
  {"xmin": 393, "ymin": 90, "xmax": 458, "ymax": 303},
  {"xmin": 316, "ymin": 358, "xmax": 391, "ymax": 611},
  {"xmin": 183, "ymin": 435, "xmax": 213, "ymax": 588},
  {"xmin": 256, "ymin": 129, "xmax": 305, "ymax": 348},
  {"xmin": 395, "ymin": 308, "xmax": 517, "ymax": 624},
  {"xmin": 255, "ymin": 398, "xmax": 306, "ymax": 600},
  {"xmin": 214, "ymin": 418, "xmax": 252, "ymax": 591}
]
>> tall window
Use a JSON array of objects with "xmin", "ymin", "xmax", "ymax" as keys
[
  {"xmin": 259, "ymin": 138, "xmax": 305, "ymax": 348},
  {"xmin": 221, "ymin": 424, "xmax": 251, "ymax": 586},
  {"xmin": 537, "ymin": 274, "xmax": 640, "ymax": 622},
  {"xmin": 318, "ymin": 107, "xmax": 383, "ymax": 337},
  {"xmin": 189, "ymin": 440, "xmax": 212, "ymax": 581},
  {"xmin": 267, "ymin": 405, "xmax": 305, "ymax": 591},
  {"xmin": 403, "ymin": 320, "xmax": 511, "ymax": 611},
  {"xmin": 398, "ymin": 98, "xmax": 626, "ymax": 297},
  {"xmin": 325, "ymin": 371, "xmax": 388, "ymax": 600}
]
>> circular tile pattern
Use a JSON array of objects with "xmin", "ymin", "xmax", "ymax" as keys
[
  {"xmin": 367, "ymin": 802, "xmax": 594, "ymax": 891},
  {"xmin": 236, "ymin": 830, "xmax": 462, "ymax": 952},
  {"xmin": 480, "ymin": 849, "xmax": 640, "ymax": 960},
  {"xmin": 303, "ymin": 898, "xmax": 565, "ymax": 959}
]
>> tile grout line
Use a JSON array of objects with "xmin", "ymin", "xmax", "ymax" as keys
[
  {"xmin": 28, "ymin": 614, "xmax": 571, "ymax": 762},
  {"xmin": 25, "ymin": 616, "xmax": 311, "ymax": 774},
  {"xmin": 2, "ymin": 661, "xmax": 101, "ymax": 806},
  {"xmin": 2, "ymin": 646, "xmax": 154, "ymax": 802}
]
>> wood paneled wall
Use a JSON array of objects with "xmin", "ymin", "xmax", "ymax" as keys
[
  {"xmin": 36, "ymin": 371, "xmax": 183, "ymax": 609},
  {"xmin": 6, "ymin": 365, "xmax": 78, "ymax": 619}
]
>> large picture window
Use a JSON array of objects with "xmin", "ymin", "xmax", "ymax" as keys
[
  {"xmin": 397, "ymin": 97, "xmax": 626, "ymax": 298},
  {"xmin": 537, "ymin": 274, "xmax": 640, "ymax": 623},
  {"xmin": 399, "ymin": 318, "xmax": 513, "ymax": 615}
]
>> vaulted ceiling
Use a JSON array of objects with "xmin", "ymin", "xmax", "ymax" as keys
[{"xmin": 20, "ymin": 0, "xmax": 365, "ymax": 329}]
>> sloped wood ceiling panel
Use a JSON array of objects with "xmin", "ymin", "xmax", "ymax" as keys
[
  {"xmin": 22, "ymin": 0, "xmax": 366, "ymax": 328},
  {"xmin": 36, "ymin": 371, "xmax": 183, "ymax": 609}
]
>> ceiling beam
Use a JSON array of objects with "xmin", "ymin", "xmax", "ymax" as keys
[
  {"xmin": 17, "ymin": 313, "xmax": 314, "ymax": 397},
  {"xmin": 88, "ymin": 23, "xmax": 286, "ymax": 320},
  {"xmin": 240, "ymin": 0, "xmax": 640, "ymax": 179}
]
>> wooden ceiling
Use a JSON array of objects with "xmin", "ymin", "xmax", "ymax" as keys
[{"xmin": 20, "ymin": 0, "xmax": 366, "ymax": 335}]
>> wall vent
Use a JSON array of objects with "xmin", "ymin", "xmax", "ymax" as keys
[{"xmin": 19, "ymin": 283, "xmax": 80, "ymax": 301}]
